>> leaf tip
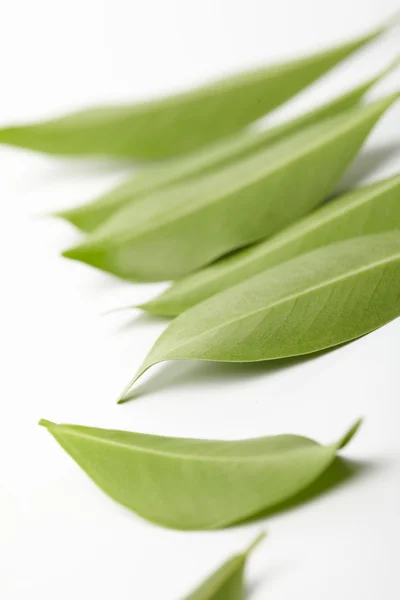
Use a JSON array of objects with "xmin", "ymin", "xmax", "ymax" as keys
[
  {"xmin": 373, "ymin": 54, "xmax": 400, "ymax": 86},
  {"xmin": 117, "ymin": 374, "xmax": 141, "ymax": 404},
  {"xmin": 117, "ymin": 361, "xmax": 154, "ymax": 403},
  {"xmin": 54, "ymin": 208, "xmax": 75, "ymax": 223},
  {"xmin": 137, "ymin": 299, "xmax": 178, "ymax": 318},
  {"xmin": 244, "ymin": 530, "xmax": 267, "ymax": 557},
  {"xmin": 116, "ymin": 396, "xmax": 130, "ymax": 405},
  {"xmin": 62, "ymin": 246, "xmax": 81, "ymax": 261},
  {"xmin": 137, "ymin": 301, "xmax": 170, "ymax": 317},
  {"xmin": 101, "ymin": 304, "xmax": 138, "ymax": 317},
  {"xmin": 39, "ymin": 418, "xmax": 55, "ymax": 429},
  {"xmin": 62, "ymin": 242, "xmax": 95, "ymax": 263},
  {"xmin": 62, "ymin": 240, "xmax": 105, "ymax": 270},
  {"xmin": 387, "ymin": 54, "xmax": 400, "ymax": 74},
  {"xmin": 387, "ymin": 10, "xmax": 400, "ymax": 29},
  {"xmin": 56, "ymin": 207, "xmax": 94, "ymax": 232},
  {"xmin": 337, "ymin": 417, "xmax": 364, "ymax": 450}
]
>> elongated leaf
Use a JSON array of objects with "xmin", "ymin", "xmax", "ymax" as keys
[
  {"xmin": 141, "ymin": 173, "xmax": 400, "ymax": 316},
  {"xmin": 63, "ymin": 94, "xmax": 399, "ymax": 282},
  {"xmin": 58, "ymin": 63, "xmax": 394, "ymax": 233},
  {"xmin": 184, "ymin": 532, "xmax": 266, "ymax": 600},
  {"xmin": 125, "ymin": 232, "xmax": 400, "ymax": 394},
  {"xmin": 39, "ymin": 418, "xmax": 360, "ymax": 530},
  {"xmin": 0, "ymin": 25, "xmax": 389, "ymax": 159}
]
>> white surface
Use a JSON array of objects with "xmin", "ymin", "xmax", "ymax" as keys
[{"xmin": 1, "ymin": 1, "xmax": 400, "ymax": 598}]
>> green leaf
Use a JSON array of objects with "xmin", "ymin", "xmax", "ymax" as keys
[
  {"xmin": 183, "ymin": 532, "xmax": 266, "ymax": 600},
  {"xmin": 140, "ymin": 173, "xmax": 400, "ymax": 316},
  {"xmin": 38, "ymin": 418, "xmax": 361, "ymax": 530},
  {"xmin": 57, "ymin": 61, "xmax": 395, "ymax": 233},
  {"xmin": 0, "ymin": 25, "xmax": 389, "ymax": 160},
  {"xmin": 124, "ymin": 232, "xmax": 400, "ymax": 395},
  {"xmin": 63, "ymin": 94, "xmax": 399, "ymax": 282}
]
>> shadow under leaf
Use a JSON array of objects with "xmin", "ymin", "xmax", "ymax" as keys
[
  {"xmin": 336, "ymin": 142, "xmax": 400, "ymax": 193},
  {"xmin": 112, "ymin": 310, "xmax": 171, "ymax": 335},
  {"xmin": 246, "ymin": 563, "xmax": 289, "ymax": 599},
  {"xmin": 121, "ymin": 342, "xmax": 353, "ymax": 402},
  {"xmin": 236, "ymin": 456, "xmax": 375, "ymax": 528}
]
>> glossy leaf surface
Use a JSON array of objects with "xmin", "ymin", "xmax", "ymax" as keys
[
  {"xmin": 58, "ymin": 70, "xmax": 387, "ymax": 233},
  {"xmin": 184, "ymin": 532, "xmax": 265, "ymax": 600},
  {"xmin": 64, "ymin": 95, "xmax": 399, "ymax": 282},
  {"xmin": 141, "ymin": 174, "xmax": 400, "ymax": 316},
  {"xmin": 39, "ymin": 419, "xmax": 360, "ymax": 530},
  {"xmin": 126, "ymin": 232, "xmax": 400, "ymax": 394},
  {"xmin": 0, "ymin": 27, "xmax": 387, "ymax": 159}
]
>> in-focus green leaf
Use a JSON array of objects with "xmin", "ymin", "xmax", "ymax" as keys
[
  {"xmin": 141, "ymin": 173, "xmax": 400, "ymax": 316},
  {"xmin": 39, "ymin": 418, "xmax": 361, "ymax": 530},
  {"xmin": 125, "ymin": 232, "xmax": 400, "ymax": 395},
  {"xmin": 183, "ymin": 532, "xmax": 266, "ymax": 600},
  {"xmin": 0, "ymin": 25, "xmax": 389, "ymax": 159},
  {"xmin": 58, "ymin": 61, "xmax": 396, "ymax": 233},
  {"xmin": 63, "ymin": 94, "xmax": 399, "ymax": 282}
]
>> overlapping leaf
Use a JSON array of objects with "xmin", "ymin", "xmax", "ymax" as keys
[
  {"xmin": 140, "ymin": 173, "xmax": 400, "ymax": 316},
  {"xmin": 184, "ymin": 532, "xmax": 266, "ymax": 600},
  {"xmin": 39, "ymin": 418, "xmax": 360, "ymax": 530},
  {"xmin": 58, "ymin": 66, "xmax": 392, "ymax": 233},
  {"xmin": 63, "ymin": 94, "xmax": 399, "ymax": 282},
  {"xmin": 0, "ymin": 26, "xmax": 388, "ymax": 159},
  {"xmin": 124, "ymin": 232, "xmax": 400, "ymax": 395}
]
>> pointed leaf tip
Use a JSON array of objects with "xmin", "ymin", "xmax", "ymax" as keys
[
  {"xmin": 117, "ymin": 374, "xmax": 141, "ymax": 404},
  {"xmin": 390, "ymin": 11, "xmax": 400, "ymax": 27},
  {"xmin": 118, "ymin": 363, "xmax": 153, "ymax": 403},
  {"xmin": 337, "ymin": 418, "xmax": 363, "ymax": 450},
  {"xmin": 389, "ymin": 55, "xmax": 400, "ymax": 71},
  {"xmin": 377, "ymin": 10, "xmax": 400, "ymax": 31},
  {"xmin": 54, "ymin": 208, "xmax": 74, "ymax": 222},
  {"xmin": 377, "ymin": 54, "xmax": 400, "ymax": 82},
  {"xmin": 117, "ymin": 396, "xmax": 131, "ymax": 405},
  {"xmin": 62, "ymin": 243, "xmax": 95, "ymax": 262},
  {"xmin": 62, "ymin": 247, "xmax": 79, "ymax": 260},
  {"xmin": 243, "ymin": 531, "xmax": 267, "ymax": 557},
  {"xmin": 39, "ymin": 419, "xmax": 56, "ymax": 428}
]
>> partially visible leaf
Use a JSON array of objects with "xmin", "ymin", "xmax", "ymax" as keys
[
  {"xmin": 140, "ymin": 173, "xmax": 400, "ymax": 316},
  {"xmin": 39, "ymin": 418, "xmax": 361, "ymax": 530},
  {"xmin": 63, "ymin": 95, "xmax": 399, "ymax": 282},
  {"xmin": 57, "ymin": 62, "xmax": 395, "ymax": 233},
  {"xmin": 125, "ymin": 232, "xmax": 400, "ymax": 395},
  {"xmin": 0, "ymin": 25, "xmax": 389, "ymax": 159},
  {"xmin": 184, "ymin": 532, "xmax": 266, "ymax": 600}
]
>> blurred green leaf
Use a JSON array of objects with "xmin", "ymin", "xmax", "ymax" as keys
[
  {"xmin": 64, "ymin": 95, "xmax": 399, "ymax": 282},
  {"xmin": 183, "ymin": 532, "xmax": 265, "ymax": 600},
  {"xmin": 0, "ymin": 24, "xmax": 389, "ymax": 159},
  {"xmin": 58, "ymin": 64, "xmax": 394, "ymax": 233}
]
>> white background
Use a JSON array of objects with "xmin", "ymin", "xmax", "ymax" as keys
[{"xmin": 1, "ymin": 1, "xmax": 400, "ymax": 598}]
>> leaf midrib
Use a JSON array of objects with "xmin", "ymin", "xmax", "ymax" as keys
[
  {"xmin": 159, "ymin": 251, "xmax": 400, "ymax": 361},
  {"xmin": 200, "ymin": 178, "xmax": 400, "ymax": 287},
  {"xmin": 97, "ymin": 100, "xmax": 391, "ymax": 249},
  {"xmin": 52, "ymin": 427, "xmax": 321, "ymax": 463}
]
